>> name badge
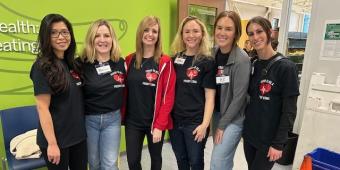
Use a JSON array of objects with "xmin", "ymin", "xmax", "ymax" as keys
[
  {"xmin": 174, "ymin": 57, "xmax": 186, "ymax": 65},
  {"xmin": 216, "ymin": 76, "xmax": 230, "ymax": 84},
  {"xmin": 95, "ymin": 62, "xmax": 111, "ymax": 75}
]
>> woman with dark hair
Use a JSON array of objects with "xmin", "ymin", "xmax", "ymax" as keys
[
  {"xmin": 243, "ymin": 16, "xmax": 299, "ymax": 170},
  {"xmin": 210, "ymin": 11, "xmax": 250, "ymax": 170},
  {"xmin": 30, "ymin": 14, "xmax": 87, "ymax": 169},
  {"xmin": 170, "ymin": 16, "xmax": 215, "ymax": 170},
  {"xmin": 124, "ymin": 16, "xmax": 176, "ymax": 170}
]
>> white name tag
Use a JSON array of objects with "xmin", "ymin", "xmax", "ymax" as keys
[
  {"xmin": 96, "ymin": 63, "xmax": 111, "ymax": 75},
  {"xmin": 216, "ymin": 76, "xmax": 230, "ymax": 84},
  {"xmin": 174, "ymin": 57, "xmax": 186, "ymax": 65}
]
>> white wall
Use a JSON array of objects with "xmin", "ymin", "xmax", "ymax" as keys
[
  {"xmin": 232, "ymin": 2, "xmax": 267, "ymax": 20},
  {"xmin": 293, "ymin": 0, "xmax": 340, "ymax": 168},
  {"xmin": 232, "ymin": 1, "xmax": 304, "ymax": 32},
  {"xmin": 289, "ymin": 12, "xmax": 303, "ymax": 31}
]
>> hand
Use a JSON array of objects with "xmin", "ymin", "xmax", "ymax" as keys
[
  {"xmin": 267, "ymin": 146, "xmax": 282, "ymax": 161},
  {"xmin": 193, "ymin": 124, "xmax": 207, "ymax": 142},
  {"xmin": 152, "ymin": 128, "xmax": 163, "ymax": 143},
  {"xmin": 47, "ymin": 144, "xmax": 60, "ymax": 165},
  {"xmin": 213, "ymin": 128, "xmax": 224, "ymax": 144}
]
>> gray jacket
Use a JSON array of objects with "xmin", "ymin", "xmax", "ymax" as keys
[{"xmin": 213, "ymin": 46, "xmax": 251, "ymax": 130}]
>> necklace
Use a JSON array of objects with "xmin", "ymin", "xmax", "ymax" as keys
[
  {"xmin": 134, "ymin": 57, "xmax": 152, "ymax": 68},
  {"xmin": 141, "ymin": 58, "xmax": 151, "ymax": 68}
]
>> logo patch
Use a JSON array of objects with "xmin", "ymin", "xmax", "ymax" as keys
[
  {"xmin": 146, "ymin": 72, "xmax": 158, "ymax": 82},
  {"xmin": 70, "ymin": 70, "xmax": 80, "ymax": 80},
  {"xmin": 259, "ymin": 82, "xmax": 272, "ymax": 96},
  {"xmin": 216, "ymin": 66, "xmax": 224, "ymax": 76},
  {"xmin": 113, "ymin": 73, "xmax": 125, "ymax": 84},
  {"xmin": 142, "ymin": 69, "xmax": 159, "ymax": 87},
  {"xmin": 70, "ymin": 70, "xmax": 82, "ymax": 86},
  {"xmin": 186, "ymin": 67, "xmax": 199, "ymax": 80}
]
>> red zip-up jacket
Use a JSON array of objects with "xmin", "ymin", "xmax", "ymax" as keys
[{"xmin": 124, "ymin": 53, "xmax": 176, "ymax": 131}]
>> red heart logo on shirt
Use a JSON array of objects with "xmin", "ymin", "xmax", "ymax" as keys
[
  {"xmin": 259, "ymin": 82, "xmax": 272, "ymax": 95},
  {"xmin": 146, "ymin": 72, "xmax": 158, "ymax": 82},
  {"xmin": 70, "ymin": 70, "xmax": 80, "ymax": 80},
  {"xmin": 217, "ymin": 68, "xmax": 224, "ymax": 76},
  {"xmin": 186, "ymin": 68, "xmax": 198, "ymax": 80},
  {"xmin": 113, "ymin": 73, "xmax": 125, "ymax": 84}
]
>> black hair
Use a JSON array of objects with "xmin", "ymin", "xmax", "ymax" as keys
[{"xmin": 36, "ymin": 13, "xmax": 77, "ymax": 93}]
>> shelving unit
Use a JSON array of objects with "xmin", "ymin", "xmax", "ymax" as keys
[
  {"xmin": 287, "ymin": 32, "xmax": 307, "ymax": 79},
  {"xmin": 288, "ymin": 32, "xmax": 307, "ymax": 61}
]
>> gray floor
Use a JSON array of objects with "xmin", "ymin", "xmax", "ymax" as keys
[{"xmin": 119, "ymin": 137, "xmax": 292, "ymax": 170}]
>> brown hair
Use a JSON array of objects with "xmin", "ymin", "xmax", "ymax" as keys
[
  {"xmin": 214, "ymin": 11, "xmax": 242, "ymax": 47},
  {"xmin": 135, "ymin": 16, "xmax": 162, "ymax": 69},
  {"xmin": 246, "ymin": 16, "xmax": 272, "ymax": 44}
]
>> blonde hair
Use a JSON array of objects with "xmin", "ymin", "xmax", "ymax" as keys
[
  {"xmin": 171, "ymin": 16, "xmax": 212, "ymax": 61},
  {"xmin": 135, "ymin": 16, "xmax": 162, "ymax": 69},
  {"xmin": 81, "ymin": 19, "xmax": 121, "ymax": 63}
]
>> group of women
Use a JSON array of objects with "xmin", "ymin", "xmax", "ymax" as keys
[{"xmin": 30, "ymin": 10, "xmax": 299, "ymax": 170}]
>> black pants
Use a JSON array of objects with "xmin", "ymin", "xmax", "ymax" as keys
[
  {"xmin": 169, "ymin": 123, "xmax": 209, "ymax": 170},
  {"xmin": 243, "ymin": 140, "xmax": 275, "ymax": 170},
  {"xmin": 40, "ymin": 140, "xmax": 87, "ymax": 170},
  {"xmin": 125, "ymin": 127, "xmax": 165, "ymax": 170}
]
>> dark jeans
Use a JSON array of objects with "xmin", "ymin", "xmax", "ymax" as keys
[
  {"xmin": 125, "ymin": 127, "xmax": 165, "ymax": 170},
  {"xmin": 243, "ymin": 140, "xmax": 275, "ymax": 170},
  {"xmin": 40, "ymin": 140, "xmax": 87, "ymax": 170},
  {"xmin": 169, "ymin": 123, "xmax": 209, "ymax": 170}
]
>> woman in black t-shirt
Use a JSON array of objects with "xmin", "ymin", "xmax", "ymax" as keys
[
  {"xmin": 30, "ymin": 14, "xmax": 87, "ymax": 169},
  {"xmin": 170, "ymin": 16, "xmax": 216, "ymax": 170},
  {"xmin": 210, "ymin": 11, "xmax": 250, "ymax": 170},
  {"xmin": 124, "ymin": 16, "xmax": 176, "ymax": 170},
  {"xmin": 243, "ymin": 16, "xmax": 299, "ymax": 170},
  {"xmin": 78, "ymin": 19, "xmax": 124, "ymax": 170}
]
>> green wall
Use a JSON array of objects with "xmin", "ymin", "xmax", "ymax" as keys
[
  {"xmin": 0, "ymin": 0, "xmax": 178, "ymax": 110},
  {"xmin": 0, "ymin": 0, "xmax": 178, "ymax": 166}
]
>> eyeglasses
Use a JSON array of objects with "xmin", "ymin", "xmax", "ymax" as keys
[{"xmin": 51, "ymin": 29, "xmax": 70, "ymax": 38}]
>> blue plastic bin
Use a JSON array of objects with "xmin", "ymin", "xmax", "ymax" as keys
[{"xmin": 308, "ymin": 148, "xmax": 340, "ymax": 170}]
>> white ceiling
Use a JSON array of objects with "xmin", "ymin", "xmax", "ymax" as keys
[{"xmin": 232, "ymin": 0, "xmax": 312, "ymax": 13}]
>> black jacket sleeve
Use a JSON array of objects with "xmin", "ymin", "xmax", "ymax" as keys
[{"xmin": 271, "ymin": 95, "xmax": 298, "ymax": 150}]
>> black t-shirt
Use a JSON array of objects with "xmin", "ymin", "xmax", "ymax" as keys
[
  {"xmin": 243, "ymin": 53, "xmax": 299, "ymax": 150},
  {"xmin": 30, "ymin": 59, "xmax": 86, "ymax": 148},
  {"xmin": 215, "ymin": 49, "xmax": 230, "ymax": 112},
  {"xmin": 82, "ymin": 58, "xmax": 125, "ymax": 114},
  {"xmin": 126, "ymin": 57, "xmax": 159, "ymax": 129},
  {"xmin": 172, "ymin": 53, "xmax": 216, "ymax": 124}
]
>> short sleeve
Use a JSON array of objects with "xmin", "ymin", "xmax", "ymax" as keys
[
  {"xmin": 30, "ymin": 62, "xmax": 52, "ymax": 95},
  {"xmin": 201, "ymin": 59, "xmax": 216, "ymax": 89}
]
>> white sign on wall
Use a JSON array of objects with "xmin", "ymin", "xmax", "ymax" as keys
[{"xmin": 320, "ymin": 19, "xmax": 340, "ymax": 61}]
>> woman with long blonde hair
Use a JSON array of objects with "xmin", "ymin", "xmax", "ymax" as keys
[
  {"xmin": 79, "ymin": 19, "xmax": 125, "ymax": 170},
  {"xmin": 170, "ymin": 16, "xmax": 215, "ymax": 170}
]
